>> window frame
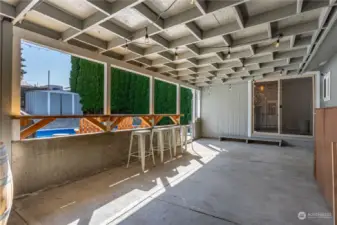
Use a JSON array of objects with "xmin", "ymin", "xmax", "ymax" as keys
[{"xmin": 323, "ymin": 71, "xmax": 331, "ymax": 102}]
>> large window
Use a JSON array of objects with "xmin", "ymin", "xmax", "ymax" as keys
[
  {"xmin": 253, "ymin": 81, "xmax": 278, "ymax": 133},
  {"xmin": 155, "ymin": 80, "xmax": 176, "ymax": 125},
  {"xmin": 180, "ymin": 87, "xmax": 193, "ymax": 125},
  {"xmin": 21, "ymin": 41, "xmax": 106, "ymax": 138},
  {"xmin": 110, "ymin": 68, "xmax": 149, "ymax": 114}
]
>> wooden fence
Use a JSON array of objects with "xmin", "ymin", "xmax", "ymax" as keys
[{"xmin": 315, "ymin": 107, "xmax": 337, "ymax": 211}]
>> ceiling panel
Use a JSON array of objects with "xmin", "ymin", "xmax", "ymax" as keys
[
  {"xmin": 159, "ymin": 25, "xmax": 191, "ymax": 41},
  {"xmin": 109, "ymin": 46, "xmax": 128, "ymax": 55},
  {"xmin": 277, "ymin": 8, "xmax": 321, "ymax": 29},
  {"xmin": 244, "ymin": 0, "xmax": 297, "ymax": 17},
  {"xmin": 196, "ymin": 36, "xmax": 225, "ymax": 48},
  {"xmin": 144, "ymin": 0, "xmax": 195, "ymax": 19},
  {"xmin": 111, "ymin": 8, "xmax": 150, "ymax": 32},
  {"xmin": 2, "ymin": 0, "xmax": 20, "ymax": 6},
  {"xmin": 231, "ymin": 23, "xmax": 268, "ymax": 40},
  {"xmin": 194, "ymin": 7, "xmax": 237, "ymax": 31},
  {"xmin": 25, "ymin": 10, "xmax": 70, "ymax": 32},
  {"xmin": 86, "ymin": 26, "xmax": 118, "ymax": 41},
  {"xmin": 46, "ymin": 0, "xmax": 97, "ymax": 20}
]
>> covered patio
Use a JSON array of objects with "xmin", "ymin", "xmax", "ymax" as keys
[
  {"xmin": 1, "ymin": 0, "xmax": 337, "ymax": 224},
  {"xmin": 9, "ymin": 139, "xmax": 330, "ymax": 225}
]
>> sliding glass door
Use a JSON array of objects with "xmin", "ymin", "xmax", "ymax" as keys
[
  {"xmin": 253, "ymin": 77, "xmax": 313, "ymax": 136},
  {"xmin": 253, "ymin": 81, "xmax": 278, "ymax": 133},
  {"xmin": 281, "ymin": 78, "xmax": 313, "ymax": 135}
]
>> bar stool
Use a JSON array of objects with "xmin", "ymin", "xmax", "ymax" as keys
[
  {"xmin": 170, "ymin": 126, "xmax": 181, "ymax": 156},
  {"xmin": 151, "ymin": 127, "xmax": 173, "ymax": 162},
  {"xmin": 181, "ymin": 125, "xmax": 189, "ymax": 153},
  {"xmin": 127, "ymin": 129, "xmax": 155, "ymax": 171}
]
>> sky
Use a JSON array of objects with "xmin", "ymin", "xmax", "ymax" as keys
[{"xmin": 21, "ymin": 41, "xmax": 71, "ymax": 88}]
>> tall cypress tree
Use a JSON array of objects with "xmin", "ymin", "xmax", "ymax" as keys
[{"xmin": 69, "ymin": 57, "xmax": 191, "ymax": 118}]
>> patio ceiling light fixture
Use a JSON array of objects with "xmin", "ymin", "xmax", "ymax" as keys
[
  {"xmin": 125, "ymin": 40, "xmax": 128, "ymax": 52},
  {"xmin": 227, "ymin": 47, "xmax": 231, "ymax": 59},
  {"xmin": 145, "ymin": 27, "xmax": 149, "ymax": 44},
  {"xmin": 274, "ymin": 34, "xmax": 283, "ymax": 48}
]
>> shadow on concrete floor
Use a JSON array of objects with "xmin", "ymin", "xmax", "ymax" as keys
[{"xmin": 8, "ymin": 139, "xmax": 331, "ymax": 225}]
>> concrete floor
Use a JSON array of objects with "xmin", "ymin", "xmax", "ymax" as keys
[{"xmin": 8, "ymin": 139, "xmax": 331, "ymax": 225}]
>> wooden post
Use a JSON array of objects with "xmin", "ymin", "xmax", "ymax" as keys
[{"xmin": 332, "ymin": 142, "xmax": 337, "ymax": 225}]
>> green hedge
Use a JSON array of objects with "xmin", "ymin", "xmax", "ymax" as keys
[{"xmin": 70, "ymin": 56, "xmax": 192, "ymax": 123}]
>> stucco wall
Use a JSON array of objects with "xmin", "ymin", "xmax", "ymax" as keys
[
  {"xmin": 11, "ymin": 131, "xmax": 134, "ymax": 196},
  {"xmin": 320, "ymin": 52, "xmax": 337, "ymax": 108},
  {"xmin": 201, "ymin": 83, "xmax": 248, "ymax": 138}
]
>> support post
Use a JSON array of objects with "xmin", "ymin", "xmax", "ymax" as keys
[
  {"xmin": 0, "ymin": 19, "xmax": 20, "ymax": 161},
  {"xmin": 104, "ymin": 63, "xmax": 111, "ymax": 130},
  {"xmin": 196, "ymin": 90, "xmax": 201, "ymax": 118},
  {"xmin": 192, "ymin": 89, "xmax": 196, "ymax": 123},
  {"xmin": 176, "ymin": 84, "xmax": 180, "ymax": 124},
  {"xmin": 104, "ymin": 63, "xmax": 111, "ymax": 115},
  {"xmin": 278, "ymin": 79, "xmax": 282, "ymax": 134},
  {"xmin": 248, "ymin": 80, "xmax": 252, "ymax": 137},
  {"xmin": 149, "ymin": 76, "xmax": 155, "ymax": 126}
]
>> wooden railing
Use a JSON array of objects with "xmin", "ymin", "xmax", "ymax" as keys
[{"xmin": 11, "ymin": 114, "xmax": 183, "ymax": 140}]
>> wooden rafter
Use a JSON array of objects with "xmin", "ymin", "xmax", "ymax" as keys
[
  {"xmin": 154, "ymin": 116, "xmax": 164, "ymax": 125},
  {"xmin": 20, "ymin": 118, "xmax": 56, "ymax": 140},
  {"xmin": 14, "ymin": 114, "xmax": 184, "ymax": 139},
  {"xmin": 169, "ymin": 115, "xmax": 180, "ymax": 125},
  {"xmin": 84, "ymin": 118, "xmax": 107, "ymax": 131},
  {"xmin": 140, "ymin": 116, "xmax": 152, "ymax": 127}
]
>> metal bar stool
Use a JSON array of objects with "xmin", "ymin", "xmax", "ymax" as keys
[
  {"xmin": 171, "ymin": 126, "xmax": 181, "ymax": 156},
  {"xmin": 127, "ymin": 129, "xmax": 155, "ymax": 171},
  {"xmin": 181, "ymin": 125, "xmax": 189, "ymax": 153},
  {"xmin": 151, "ymin": 127, "xmax": 173, "ymax": 162}
]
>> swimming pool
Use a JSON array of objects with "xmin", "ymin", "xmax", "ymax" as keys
[{"xmin": 36, "ymin": 128, "xmax": 76, "ymax": 138}]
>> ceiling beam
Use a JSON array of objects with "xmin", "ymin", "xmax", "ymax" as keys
[
  {"xmin": 14, "ymin": 26, "xmax": 198, "ymax": 89},
  {"xmin": 34, "ymin": 2, "xmax": 83, "ymax": 30},
  {"xmin": 62, "ymin": 0, "xmax": 143, "ymax": 41},
  {"xmin": 134, "ymin": 3, "xmax": 164, "ymax": 29},
  {"xmin": 194, "ymin": 0, "xmax": 207, "ymax": 15},
  {"xmin": 233, "ymin": 5, "xmax": 245, "ymax": 29},
  {"xmin": 151, "ymin": 34, "xmax": 170, "ymax": 49},
  {"xmin": 185, "ymin": 22, "xmax": 203, "ymax": 40},
  {"xmin": 164, "ymin": 7, "xmax": 202, "ymax": 29},
  {"xmin": 297, "ymin": 0, "xmax": 304, "ymax": 13},
  {"xmin": 0, "ymin": 1, "xmax": 15, "ymax": 19},
  {"xmin": 245, "ymin": 3, "xmax": 297, "ymax": 28},
  {"xmin": 13, "ymin": 0, "xmax": 41, "ymax": 25},
  {"xmin": 100, "ymin": 21, "xmax": 132, "ymax": 40},
  {"xmin": 75, "ymin": 33, "xmax": 107, "ymax": 50}
]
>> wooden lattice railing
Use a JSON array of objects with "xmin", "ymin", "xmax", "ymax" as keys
[{"xmin": 12, "ymin": 114, "xmax": 182, "ymax": 140}]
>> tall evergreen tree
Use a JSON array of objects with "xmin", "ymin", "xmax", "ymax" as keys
[
  {"xmin": 21, "ymin": 48, "xmax": 27, "ymax": 80},
  {"xmin": 69, "ymin": 56, "xmax": 191, "ymax": 119}
]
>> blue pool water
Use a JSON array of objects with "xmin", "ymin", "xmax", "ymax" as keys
[{"xmin": 36, "ymin": 128, "xmax": 76, "ymax": 138}]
